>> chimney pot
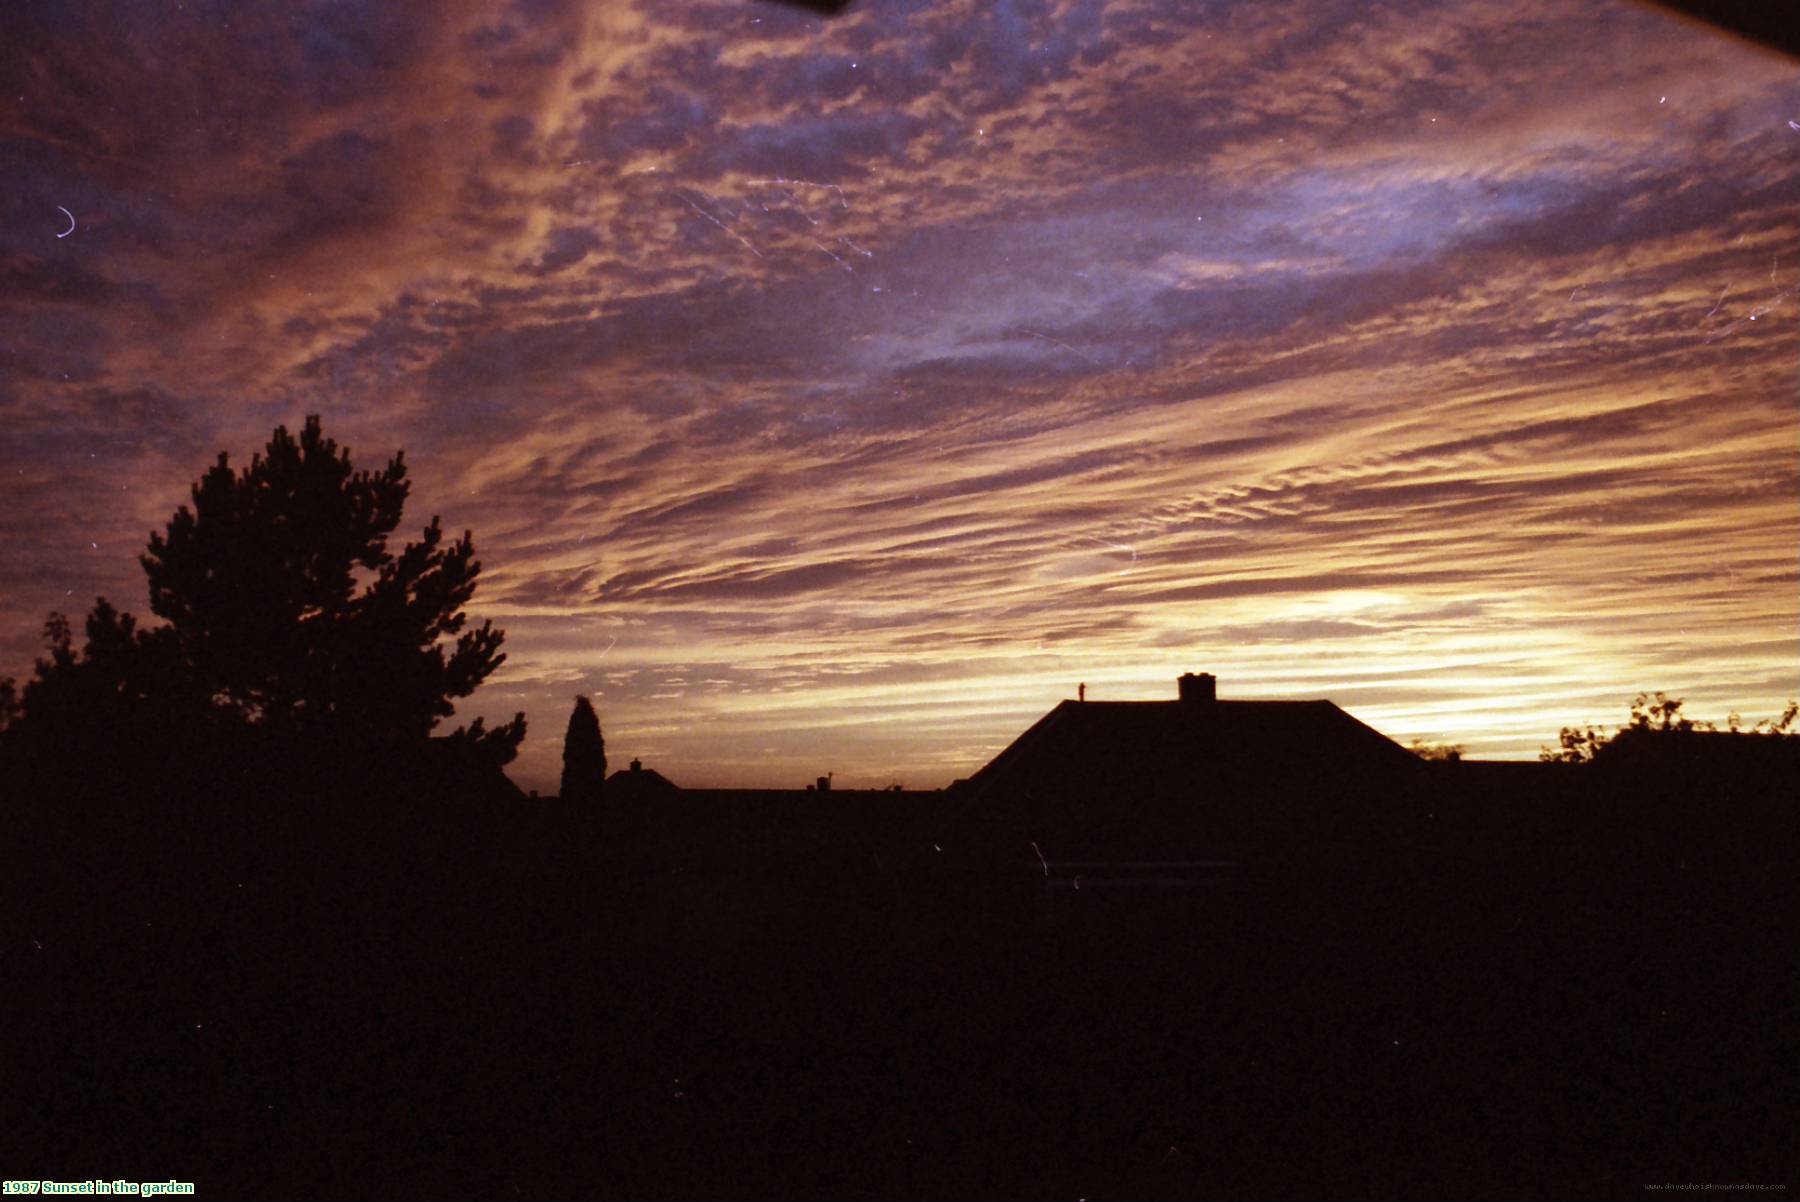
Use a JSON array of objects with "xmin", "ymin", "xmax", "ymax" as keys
[{"xmin": 1179, "ymin": 672, "xmax": 1217, "ymax": 703}]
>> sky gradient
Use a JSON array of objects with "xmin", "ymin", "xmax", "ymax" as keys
[{"xmin": 3, "ymin": 0, "xmax": 1795, "ymax": 793}]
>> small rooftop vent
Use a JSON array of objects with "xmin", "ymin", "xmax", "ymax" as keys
[{"xmin": 1178, "ymin": 672, "xmax": 1217, "ymax": 704}]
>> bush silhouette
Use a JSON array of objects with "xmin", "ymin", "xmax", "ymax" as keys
[{"xmin": 1541, "ymin": 691, "xmax": 1798, "ymax": 762}]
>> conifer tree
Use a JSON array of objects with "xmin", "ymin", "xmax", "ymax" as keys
[
  {"xmin": 2, "ymin": 416, "xmax": 524, "ymax": 766},
  {"xmin": 139, "ymin": 415, "xmax": 523, "ymax": 759},
  {"xmin": 560, "ymin": 695, "xmax": 606, "ymax": 801}
]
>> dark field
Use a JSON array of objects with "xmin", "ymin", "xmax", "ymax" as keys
[{"xmin": 8, "ymin": 752, "xmax": 1794, "ymax": 1199}]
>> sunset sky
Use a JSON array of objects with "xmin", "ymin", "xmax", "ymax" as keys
[{"xmin": 2, "ymin": 0, "xmax": 1795, "ymax": 793}]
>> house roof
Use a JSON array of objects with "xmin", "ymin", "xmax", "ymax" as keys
[
  {"xmin": 939, "ymin": 694, "xmax": 1423, "ymax": 863},
  {"xmin": 605, "ymin": 763, "xmax": 679, "ymax": 799},
  {"xmin": 968, "ymin": 697, "xmax": 1420, "ymax": 790}
]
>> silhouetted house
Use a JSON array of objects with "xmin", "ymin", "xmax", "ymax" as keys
[
  {"xmin": 605, "ymin": 757, "xmax": 679, "ymax": 801},
  {"xmin": 932, "ymin": 674, "xmax": 1426, "ymax": 929}
]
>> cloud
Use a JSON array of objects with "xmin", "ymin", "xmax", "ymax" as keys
[{"xmin": 0, "ymin": 0, "xmax": 1795, "ymax": 791}]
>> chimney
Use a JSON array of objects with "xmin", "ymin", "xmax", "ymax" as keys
[
  {"xmin": 630, "ymin": 758, "xmax": 642, "ymax": 774},
  {"xmin": 1178, "ymin": 672, "xmax": 1216, "ymax": 704},
  {"xmin": 817, "ymin": 774, "xmax": 832, "ymax": 793}
]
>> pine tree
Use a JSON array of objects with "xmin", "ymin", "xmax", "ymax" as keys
[
  {"xmin": 138, "ymin": 415, "xmax": 523, "ymax": 759},
  {"xmin": 3, "ymin": 416, "xmax": 524, "ymax": 767},
  {"xmin": 560, "ymin": 695, "xmax": 606, "ymax": 801}
]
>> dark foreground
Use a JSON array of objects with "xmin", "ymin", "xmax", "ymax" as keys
[{"xmin": 7, "ymin": 752, "xmax": 1794, "ymax": 1199}]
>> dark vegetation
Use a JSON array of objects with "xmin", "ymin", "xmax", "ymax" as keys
[
  {"xmin": 1, "ymin": 416, "xmax": 524, "ymax": 770},
  {"xmin": 561, "ymin": 694, "xmax": 607, "ymax": 803},
  {"xmin": 1408, "ymin": 737, "xmax": 1464, "ymax": 761},
  {"xmin": 1541, "ymin": 690, "xmax": 1798, "ymax": 762},
  {"xmin": 3, "ymin": 423, "xmax": 1794, "ymax": 1200}
]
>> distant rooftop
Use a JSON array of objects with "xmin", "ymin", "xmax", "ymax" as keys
[{"xmin": 945, "ymin": 673, "xmax": 1423, "ymax": 861}]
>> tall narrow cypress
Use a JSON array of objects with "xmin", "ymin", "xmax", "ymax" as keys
[{"xmin": 560, "ymin": 695, "xmax": 606, "ymax": 801}]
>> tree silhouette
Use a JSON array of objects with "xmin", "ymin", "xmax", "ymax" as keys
[
  {"xmin": 0, "ymin": 675, "xmax": 19, "ymax": 736},
  {"xmin": 140, "ymin": 416, "xmax": 523, "ymax": 758},
  {"xmin": 1625, "ymin": 691, "xmax": 1692, "ymax": 733},
  {"xmin": 4, "ymin": 416, "xmax": 523, "ymax": 765},
  {"xmin": 1408, "ymin": 738, "xmax": 1465, "ymax": 762},
  {"xmin": 1540, "ymin": 722, "xmax": 1610, "ymax": 764},
  {"xmin": 13, "ymin": 602, "xmax": 191, "ymax": 734},
  {"xmin": 1540, "ymin": 692, "xmax": 1799, "ymax": 762},
  {"xmin": 560, "ymin": 695, "xmax": 606, "ymax": 802}
]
